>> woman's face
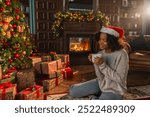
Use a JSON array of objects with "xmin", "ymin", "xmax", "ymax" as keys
[{"xmin": 98, "ymin": 33, "xmax": 109, "ymax": 50}]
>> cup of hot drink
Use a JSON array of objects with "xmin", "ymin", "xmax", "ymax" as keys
[{"xmin": 91, "ymin": 54, "xmax": 102, "ymax": 62}]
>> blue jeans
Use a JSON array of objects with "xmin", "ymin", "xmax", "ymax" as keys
[{"xmin": 69, "ymin": 79, "xmax": 123, "ymax": 100}]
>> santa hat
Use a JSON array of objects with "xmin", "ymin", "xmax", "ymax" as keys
[{"xmin": 100, "ymin": 26, "xmax": 124, "ymax": 38}]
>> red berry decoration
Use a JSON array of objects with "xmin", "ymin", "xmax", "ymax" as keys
[{"xmin": 16, "ymin": 15, "xmax": 20, "ymax": 20}]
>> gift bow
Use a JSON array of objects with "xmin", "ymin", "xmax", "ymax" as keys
[
  {"xmin": 0, "ymin": 82, "xmax": 13, "ymax": 100},
  {"xmin": 22, "ymin": 85, "xmax": 41, "ymax": 99}
]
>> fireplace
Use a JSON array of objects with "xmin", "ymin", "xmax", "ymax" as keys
[
  {"xmin": 60, "ymin": 22, "xmax": 102, "ymax": 65},
  {"xmin": 69, "ymin": 37, "xmax": 91, "ymax": 52}
]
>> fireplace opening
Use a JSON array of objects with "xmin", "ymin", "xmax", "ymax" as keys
[
  {"xmin": 69, "ymin": 37, "xmax": 91, "ymax": 52},
  {"xmin": 65, "ymin": 34, "xmax": 99, "ymax": 65}
]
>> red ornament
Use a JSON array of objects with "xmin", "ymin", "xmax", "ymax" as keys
[
  {"xmin": 13, "ymin": 24, "xmax": 17, "ymax": 29},
  {"xmin": 9, "ymin": 59, "xmax": 13, "ymax": 63},
  {"xmin": 16, "ymin": 15, "xmax": 20, "ymax": 20},
  {"xmin": 5, "ymin": 0, "xmax": 11, "ymax": 6},
  {"xmin": 0, "ymin": 7, "xmax": 4, "ymax": 12},
  {"xmin": 10, "ymin": 31, "xmax": 14, "ymax": 35},
  {"xmin": 14, "ymin": 53, "xmax": 19, "ymax": 58},
  {"xmin": 15, "ymin": 8, "xmax": 20, "ymax": 13},
  {"xmin": 15, "ymin": 48, "xmax": 19, "ymax": 51}
]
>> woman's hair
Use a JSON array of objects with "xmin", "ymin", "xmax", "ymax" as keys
[
  {"xmin": 95, "ymin": 32, "xmax": 123, "ymax": 52},
  {"xmin": 106, "ymin": 33, "xmax": 123, "ymax": 52}
]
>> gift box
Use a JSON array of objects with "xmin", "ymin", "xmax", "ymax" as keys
[
  {"xmin": 17, "ymin": 85, "xmax": 43, "ymax": 100},
  {"xmin": 0, "ymin": 83, "xmax": 17, "ymax": 100},
  {"xmin": 42, "ymin": 76, "xmax": 64, "ymax": 92},
  {"xmin": 30, "ymin": 57, "xmax": 42, "ymax": 67},
  {"xmin": 35, "ymin": 61, "xmax": 57, "ymax": 74},
  {"xmin": 62, "ymin": 67, "xmax": 73, "ymax": 79},
  {"xmin": 0, "ymin": 71, "xmax": 16, "ymax": 84},
  {"xmin": 56, "ymin": 59, "xmax": 62, "ymax": 70},
  {"xmin": 36, "ymin": 70, "xmax": 63, "ymax": 80},
  {"xmin": 16, "ymin": 68, "xmax": 35, "ymax": 92},
  {"xmin": 41, "ymin": 56, "xmax": 52, "ymax": 62},
  {"xmin": 57, "ymin": 54, "xmax": 70, "ymax": 68}
]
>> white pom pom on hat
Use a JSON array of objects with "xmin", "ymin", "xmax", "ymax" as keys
[{"xmin": 100, "ymin": 26, "xmax": 124, "ymax": 38}]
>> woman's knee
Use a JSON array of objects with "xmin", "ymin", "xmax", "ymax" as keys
[{"xmin": 69, "ymin": 85, "xmax": 77, "ymax": 97}]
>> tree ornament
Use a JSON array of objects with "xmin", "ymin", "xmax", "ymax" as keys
[
  {"xmin": 15, "ymin": 15, "xmax": 20, "ymax": 20},
  {"xmin": 14, "ymin": 53, "xmax": 19, "ymax": 58},
  {"xmin": 5, "ymin": 0, "xmax": 11, "ymax": 6}
]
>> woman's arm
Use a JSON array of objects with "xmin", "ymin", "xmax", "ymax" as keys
[{"xmin": 98, "ymin": 51, "xmax": 129, "ymax": 84}]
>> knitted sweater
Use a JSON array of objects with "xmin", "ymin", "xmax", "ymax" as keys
[{"xmin": 94, "ymin": 49, "xmax": 129, "ymax": 95}]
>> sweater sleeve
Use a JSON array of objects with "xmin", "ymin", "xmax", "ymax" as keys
[{"xmin": 98, "ymin": 51, "xmax": 129, "ymax": 83}]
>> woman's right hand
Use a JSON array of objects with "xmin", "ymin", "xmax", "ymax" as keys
[{"xmin": 88, "ymin": 54, "xmax": 92, "ymax": 62}]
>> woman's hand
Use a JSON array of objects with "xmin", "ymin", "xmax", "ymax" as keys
[
  {"xmin": 93, "ymin": 57, "xmax": 104, "ymax": 65},
  {"xmin": 88, "ymin": 54, "xmax": 92, "ymax": 62}
]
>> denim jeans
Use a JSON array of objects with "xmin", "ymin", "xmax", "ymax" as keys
[{"xmin": 69, "ymin": 79, "xmax": 123, "ymax": 100}]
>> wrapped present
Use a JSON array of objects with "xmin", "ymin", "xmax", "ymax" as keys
[
  {"xmin": 0, "ymin": 71, "xmax": 16, "ymax": 84},
  {"xmin": 35, "ymin": 61, "xmax": 57, "ymax": 74},
  {"xmin": 56, "ymin": 59, "xmax": 62, "ymax": 70},
  {"xmin": 36, "ymin": 70, "xmax": 63, "ymax": 80},
  {"xmin": 0, "ymin": 83, "xmax": 17, "ymax": 100},
  {"xmin": 29, "ymin": 57, "xmax": 42, "ymax": 67},
  {"xmin": 17, "ymin": 85, "xmax": 43, "ymax": 100},
  {"xmin": 42, "ymin": 76, "xmax": 64, "ymax": 92},
  {"xmin": 16, "ymin": 68, "xmax": 35, "ymax": 92},
  {"xmin": 41, "ymin": 56, "xmax": 52, "ymax": 62},
  {"xmin": 62, "ymin": 67, "xmax": 73, "ymax": 79},
  {"xmin": 57, "ymin": 54, "xmax": 70, "ymax": 68}
]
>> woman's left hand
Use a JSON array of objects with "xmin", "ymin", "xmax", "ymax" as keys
[{"xmin": 93, "ymin": 57, "xmax": 104, "ymax": 65}]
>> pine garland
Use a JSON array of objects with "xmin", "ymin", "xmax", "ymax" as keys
[{"xmin": 52, "ymin": 11, "xmax": 110, "ymax": 37}]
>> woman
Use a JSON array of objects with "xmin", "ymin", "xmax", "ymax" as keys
[{"xmin": 69, "ymin": 26, "xmax": 129, "ymax": 100}]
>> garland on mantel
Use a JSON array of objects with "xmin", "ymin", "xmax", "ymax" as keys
[{"xmin": 51, "ymin": 11, "xmax": 110, "ymax": 38}]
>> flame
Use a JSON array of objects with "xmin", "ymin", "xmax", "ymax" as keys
[{"xmin": 70, "ymin": 42, "xmax": 90, "ymax": 52}]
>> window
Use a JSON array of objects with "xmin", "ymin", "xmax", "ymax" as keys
[
  {"xmin": 122, "ymin": 0, "xmax": 128, "ymax": 7},
  {"xmin": 124, "ymin": 13, "xmax": 128, "ymax": 18},
  {"xmin": 68, "ymin": 0, "xmax": 93, "ymax": 11},
  {"xmin": 131, "ymin": 0, "xmax": 137, "ymax": 8}
]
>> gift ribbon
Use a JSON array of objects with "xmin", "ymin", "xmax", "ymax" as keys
[
  {"xmin": 55, "ymin": 78, "xmax": 58, "ymax": 86},
  {"xmin": 0, "ymin": 82, "xmax": 13, "ymax": 100},
  {"xmin": 65, "ymin": 55, "xmax": 70, "ymax": 68},
  {"xmin": 22, "ymin": 85, "xmax": 41, "ymax": 100}
]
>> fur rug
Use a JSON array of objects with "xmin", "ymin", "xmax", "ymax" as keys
[{"xmin": 46, "ymin": 85, "xmax": 150, "ymax": 100}]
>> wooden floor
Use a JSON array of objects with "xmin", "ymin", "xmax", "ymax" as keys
[{"xmin": 46, "ymin": 65, "xmax": 150, "ymax": 95}]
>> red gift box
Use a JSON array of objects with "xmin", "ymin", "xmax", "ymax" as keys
[
  {"xmin": 0, "ymin": 82, "xmax": 17, "ymax": 100},
  {"xmin": 17, "ymin": 85, "xmax": 43, "ymax": 100},
  {"xmin": 62, "ymin": 67, "xmax": 73, "ymax": 79}
]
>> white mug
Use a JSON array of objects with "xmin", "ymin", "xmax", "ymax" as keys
[{"xmin": 91, "ymin": 54, "xmax": 102, "ymax": 62}]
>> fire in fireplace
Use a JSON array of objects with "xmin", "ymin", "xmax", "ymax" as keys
[{"xmin": 69, "ymin": 37, "xmax": 91, "ymax": 52}]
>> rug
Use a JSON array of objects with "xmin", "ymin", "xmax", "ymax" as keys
[{"xmin": 46, "ymin": 85, "xmax": 150, "ymax": 100}]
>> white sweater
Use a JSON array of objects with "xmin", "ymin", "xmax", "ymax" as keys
[{"xmin": 94, "ymin": 49, "xmax": 129, "ymax": 95}]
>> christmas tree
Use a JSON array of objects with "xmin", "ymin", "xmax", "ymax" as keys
[{"xmin": 0, "ymin": 0, "xmax": 33, "ymax": 74}]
